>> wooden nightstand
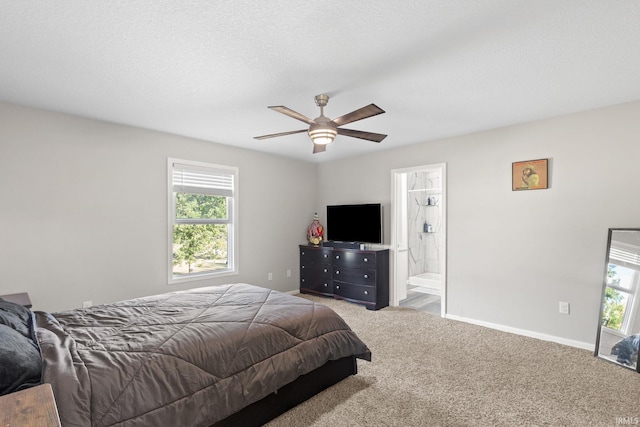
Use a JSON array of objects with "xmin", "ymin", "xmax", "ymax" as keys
[
  {"xmin": 0, "ymin": 292, "xmax": 32, "ymax": 308},
  {"xmin": 0, "ymin": 383, "xmax": 61, "ymax": 426}
]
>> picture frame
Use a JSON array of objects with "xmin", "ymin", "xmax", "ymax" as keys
[{"xmin": 512, "ymin": 158, "xmax": 548, "ymax": 191}]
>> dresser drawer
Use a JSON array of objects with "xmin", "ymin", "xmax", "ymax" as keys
[
  {"xmin": 333, "ymin": 266, "xmax": 376, "ymax": 286},
  {"xmin": 300, "ymin": 263, "xmax": 332, "ymax": 278},
  {"xmin": 334, "ymin": 282, "xmax": 376, "ymax": 304},
  {"xmin": 333, "ymin": 250, "xmax": 376, "ymax": 269},
  {"xmin": 300, "ymin": 247, "xmax": 332, "ymax": 264},
  {"xmin": 301, "ymin": 278, "xmax": 334, "ymax": 294}
]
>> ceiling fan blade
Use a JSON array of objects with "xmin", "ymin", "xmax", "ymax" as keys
[
  {"xmin": 331, "ymin": 104, "xmax": 385, "ymax": 127},
  {"xmin": 269, "ymin": 106, "xmax": 316, "ymax": 125},
  {"xmin": 337, "ymin": 128, "xmax": 387, "ymax": 143},
  {"xmin": 313, "ymin": 143, "xmax": 327, "ymax": 154},
  {"xmin": 254, "ymin": 129, "xmax": 307, "ymax": 140}
]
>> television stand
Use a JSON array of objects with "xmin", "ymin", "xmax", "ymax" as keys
[{"xmin": 299, "ymin": 245, "xmax": 389, "ymax": 310}]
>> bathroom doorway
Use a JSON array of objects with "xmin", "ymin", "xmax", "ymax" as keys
[{"xmin": 390, "ymin": 164, "xmax": 447, "ymax": 316}]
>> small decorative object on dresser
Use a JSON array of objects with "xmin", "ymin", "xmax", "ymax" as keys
[
  {"xmin": 300, "ymin": 245, "xmax": 390, "ymax": 310},
  {"xmin": 307, "ymin": 212, "xmax": 324, "ymax": 246}
]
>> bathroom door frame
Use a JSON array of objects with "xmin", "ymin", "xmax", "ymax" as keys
[{"xmin": 390, "ymin": 163, "xmax": 447, "ymax": 317}]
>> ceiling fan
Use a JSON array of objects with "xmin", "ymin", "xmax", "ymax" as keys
[{"xmin": 254, "ymin": 94, "xmax": 387, "ymax": 154}]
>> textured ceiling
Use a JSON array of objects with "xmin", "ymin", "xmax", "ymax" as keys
[{"xmin": 1, "ymin": 1, "xmax": 639, "ymax": 163}]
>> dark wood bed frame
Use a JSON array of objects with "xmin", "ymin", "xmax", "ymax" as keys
[{"xmin": 213, "ymin": 356, "xmax": 358, "ymax": 427}]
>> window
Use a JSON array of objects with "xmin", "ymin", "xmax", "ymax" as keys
[
  {"xmin": 602, "ymin": 243, "xmax": 640, "ymax": 334},
  {"xmin": 168, "ymin": 159, "xmax": 238, "ymax": 283}
]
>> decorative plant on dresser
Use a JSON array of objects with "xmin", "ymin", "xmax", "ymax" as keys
[{"xmin": 299, "ymin": 245, "xmax": 389, "ymax": 310}]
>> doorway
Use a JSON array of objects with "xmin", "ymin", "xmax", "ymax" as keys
[{"xmin": 390, "ymin": 164, "xmax": 447, "ymax": 316}]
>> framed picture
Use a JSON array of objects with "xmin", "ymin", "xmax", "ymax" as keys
[{"xmin": 512, "ymin": 158, "xmax": 548, "ymax": 191}]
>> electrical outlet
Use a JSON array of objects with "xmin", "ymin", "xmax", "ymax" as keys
[
  {"xmin": 83, "ymin": 300, "xmax": 92, "ymax": 308},
  {"xmin": 286, "ymin": 269, "xmax": 292, "ymax": 277},
  {"xmin": 268, "ymin": 272, "xmax": 273, "ymax": 280},
  {"xmin": 559, "ymin": 301, "xmax": 570, "ymax": 315}
]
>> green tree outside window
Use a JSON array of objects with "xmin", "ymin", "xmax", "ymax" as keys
[
  {"xmin": 173, "ymin": 193, "xmax": 228, "ymax": 275},
  {"xmin": 602, "ymin": 264, "xmax": 626, "ymax": 331}
]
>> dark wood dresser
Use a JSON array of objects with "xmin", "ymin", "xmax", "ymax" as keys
[{"xmin": 299, "ymin": 245, "xmax": 389, "ymax": 310}]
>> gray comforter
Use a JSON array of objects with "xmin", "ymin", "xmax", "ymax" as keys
[{"xmin": 35, "ymin": 283, "xmax": 371, "ymax": 426}]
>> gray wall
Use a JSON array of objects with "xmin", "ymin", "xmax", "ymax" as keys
[
  {"xmin": 316, "ymin": 101, "xmax": 640, "ymax": 346},
  {"xmin": 0, "ymin": 102, "xmax": 315, "ymax": 312},
  {"xmin": 2, "ymin": 100, "xmax": 639, "ymax": 347}
]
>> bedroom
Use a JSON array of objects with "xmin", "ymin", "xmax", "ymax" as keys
[
  {"xmin": 3, "ymin": 97, "xmax": 639, "ymax": 349},
  {"xmin": 1, "ymin": 1, "xmax": 640, "ymax": 425}
]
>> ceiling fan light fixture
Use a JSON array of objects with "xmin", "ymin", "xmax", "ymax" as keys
[
  {"xmin": 308, "ymin": 116, "xmax": 337, "ymax": 145},
  {"xmin": 255, "ymin": 94, "xmax": 386, "ymax": 154},
  {"xmin": 308, "ymin": 126, "xmax": 337, "ymax": 145}
]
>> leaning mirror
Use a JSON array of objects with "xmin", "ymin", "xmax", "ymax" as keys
[{"xmin": 595, "ymin": 228, "xmax": 640, "ymax": 372}]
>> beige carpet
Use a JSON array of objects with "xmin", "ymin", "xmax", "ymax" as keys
[{"xmin": 266, "ymin": 295, "xmax": 640, "ymax": 427}]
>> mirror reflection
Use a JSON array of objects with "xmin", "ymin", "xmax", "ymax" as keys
[{"xmin": 595, "ymin": 228, "xmax": 640, "ymax": 372}]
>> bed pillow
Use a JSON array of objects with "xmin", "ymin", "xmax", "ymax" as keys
[
  {"xmin": 0, "ymin": 298, "xmax": 32, "ymax": 338},
  {"xmin": 0, "ymin": 324, "xmax": 42, "ymax": 395}
]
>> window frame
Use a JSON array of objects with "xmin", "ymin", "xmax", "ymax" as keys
[{"xmin": 167, "ymin": 158, "xmax": 239, "ymax": 284}]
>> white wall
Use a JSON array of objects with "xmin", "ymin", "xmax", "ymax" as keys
[
  {"xmin": 0, "ymin": 103, "xmax": 315, "ymax": 312},
  {"xmin": 317, "ymin": 101, "xmax": 640, "ymax": 346}
]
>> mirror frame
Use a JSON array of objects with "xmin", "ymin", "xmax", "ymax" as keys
[{"xmin": 594, "ymin": 228, "xmax": 640, "ymax": 372}]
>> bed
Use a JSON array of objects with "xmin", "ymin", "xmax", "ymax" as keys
[{"xmin": 0, "ymin": 283, "xmax": 371, "ymax": 426}]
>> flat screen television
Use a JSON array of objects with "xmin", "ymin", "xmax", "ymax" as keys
[{"xmin": 326, "ymin": 203, "xmax": 382, "ymax": 244}]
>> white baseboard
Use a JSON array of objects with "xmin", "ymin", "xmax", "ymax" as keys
[
  {"xmin": 445, "ymin": 313, "xmax": 594, "ymax": 352},
  {"xmin": 284, "ymin": 289, "xmax": 300, "ymax": 295}
]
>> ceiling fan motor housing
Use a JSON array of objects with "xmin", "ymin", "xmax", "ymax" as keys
[
  {"xmin": 308, "ymin": 115, "xmax": 337, "ymax": 145},
  {"xmin": 314, "ymin": 94, "xmax": 330, "ymax": 107}
]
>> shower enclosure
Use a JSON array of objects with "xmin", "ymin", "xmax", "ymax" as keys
[
  {"xmin": 391, "ymin": 163, "xmax": 446, "ymax": 314},
  {"xmin": 407, "ymin": 169, "xmax": 444, "ymax": 296}
]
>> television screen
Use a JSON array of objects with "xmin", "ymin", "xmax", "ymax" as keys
[{"xmin": 326, "ymin": 204, "xmax": 382, "ymax": 244}]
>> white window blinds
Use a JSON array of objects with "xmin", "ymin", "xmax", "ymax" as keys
[
  {"xmin": 611, "ymin": 245, "xmax": 640, "ymax": 270},
  {"xmin": 172, "ymin": 162, "xmax": 234, "ymax": 197}
]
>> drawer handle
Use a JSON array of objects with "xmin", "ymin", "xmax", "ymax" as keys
[
  {"xmin": 302, "ymin": 278, "xmax": 305, "ymax": 282},
  {"xmin": 336, "ymin": 270, "xmax": 340, "ymax": 274},
  {"xmin": 336, "ymin": 285, "xmax": 340, "ymax": 289},
  {"xmin": 364, "ymin": 290, "xmax": 369, "ymax": 295},
  {"xmin": 335, "ymin": 255, "xmax": 340, "ymax": 259},
  {"xmin": 364, "ymin": 274, "xmax": 369, "ymax": 279},
  {"xmin": 302, "ymin": 251, "xmax": 305, "ymax": 255},
  {"xmin": 323, "ymin": 254, "xmax": 328, "ymax": 258},
  {"xmin": 323, "ymin": 268, "xmax": 327, "ymax": 273},
  {"xmin": 324, "ymin": 283, "xmax": 328, "ymax": 287},
  {"xmin": 302, "ymin": 265, "xmax": 305, "ymax": 269},
  {"xmin": 364, "ymin": 257, "xmax": 368, "ymax": 262}
]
